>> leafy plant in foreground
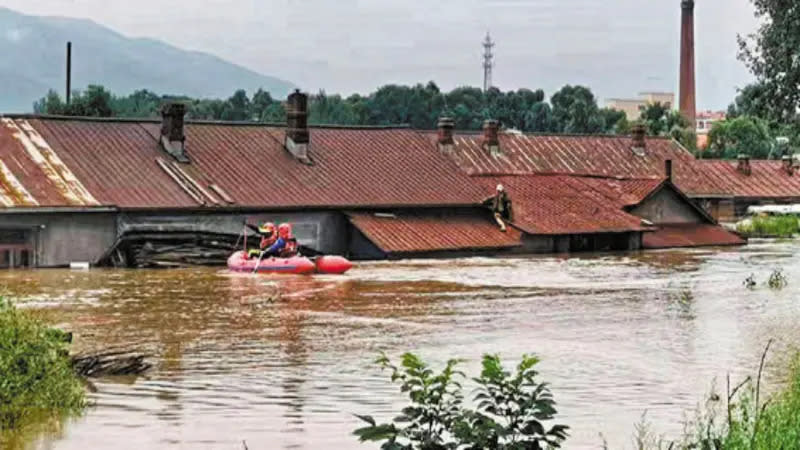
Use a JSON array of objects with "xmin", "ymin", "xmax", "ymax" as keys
[
  {"xmin": 0, "ymin": 298, "xmax": 85, "ymax": 432},
  {"xmin": 354, "ymin": 353, "xmax": 568, "ymax": 449}
]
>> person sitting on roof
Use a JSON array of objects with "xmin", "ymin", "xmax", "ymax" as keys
[
  {"xmin": 261, "ymin": 223, "xmax": 294, "ymax": 258},
  {"xmin": 482, "ymin": 184, "xmax": 513, "ymax": 232},
  {"xmin": 245, "ymin": 222, "xmax": 277, "ymax": 259}
]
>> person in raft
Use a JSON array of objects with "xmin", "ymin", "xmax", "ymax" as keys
[
  {"xmin": 245, "ymin": 221, "xmax": 277, "ymax": 259},
  {"xmin": 260, "ymin": 223, "xmax": 299, "ymax": 258},
  {"xmin": 483, "ymin": 184, "xmax": 513, "ymax": 232}
]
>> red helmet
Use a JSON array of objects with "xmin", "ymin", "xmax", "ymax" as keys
[{"xmin": 278, "ymin": 223, "xmax": 292, "ymax": 239}]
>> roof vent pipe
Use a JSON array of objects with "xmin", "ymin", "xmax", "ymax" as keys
[
  {"xmin": 482, "ymin": 119, "xmax": 501, "ymax": 156},
  {"xmin": 665, "ymin": 159, "xmax": 673, "ymax": 182},
  {"xmin": 285, "ymin": 89, "xmax": 311, "ymax": 163},
  {"xmin": 631, "ymin": 123, "xmax": 647, "ymax": 155},
  {"xmin": 160, "ymin": 102, "xmax": 188, "ymax": 162},
  {"xmin": 736, "ymin": 154, "xmax": 751, "ymax": 176}
]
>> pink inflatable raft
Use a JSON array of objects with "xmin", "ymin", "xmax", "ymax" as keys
[{"xmin": 226, "ymin": 251, "xmax": 352, "ymax": 275}]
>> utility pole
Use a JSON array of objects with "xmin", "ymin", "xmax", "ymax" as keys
[
  {"xmin": 482, "ymin": 32, "xmax": 495, "ymax": 92},
  {"xmin": 66, "ymin": 41, "xmax": 72, "ymax": 105}
]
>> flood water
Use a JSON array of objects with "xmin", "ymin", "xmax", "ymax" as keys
[{"xmin": 5, "ymin": 240, "xmax": 800, "ymax": 450}]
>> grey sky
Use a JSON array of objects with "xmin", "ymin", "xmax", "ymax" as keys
[{"xmin": 0, "ymin": 0, "xmax": 759, "ymax": 109}]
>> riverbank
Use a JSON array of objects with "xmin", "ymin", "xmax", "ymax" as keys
[{"xmin": 736, "ymin": 215, "xmax": 800, "ymax": 238}]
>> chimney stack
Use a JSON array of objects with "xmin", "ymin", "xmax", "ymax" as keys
[
  {"xmin": 482, "ymin": 120, "xmax": 501, "ymax": 156},
  {"xmin": 736, "ymin": 154, "xmax": 751, "ymax": 176},
  {"xmin": 285, "ymin": 89, "xmax": 310, "ymax": 163},
  {"xmin": 160, "ymin": 102, "xmax": 188, "ymax": 162},
  {"xmin": 665, "ymin": 159, "xmax": 673, "ymax": 181},
  {"xmin": 437, "ymin": 117, "xmax": 455, "ymax": 153},
  {"xmin": 631, "ymin": 123, "xmax": 647, "ymax": 154},
  {"xmin": 782, "ymin": 155, "xmax": 795, "ymax": 175},
  {"xmin": 679, "ymin": 0, "xmax": 697, "ymax": 129}
]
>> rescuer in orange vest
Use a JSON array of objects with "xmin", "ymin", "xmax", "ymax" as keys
[{"xmin": 246, "ymin": 222, "xmax": 277, "ymax": 259}]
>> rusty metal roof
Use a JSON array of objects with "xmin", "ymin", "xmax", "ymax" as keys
[
  {"xmin": 476, "ymin": 175, "xmax": 653, "ymax": 235},
  {"xmin": 348, "ymin": 211, "xmax": 521, "ymax": 253},
  {"xmin": 0, "ymin": 117, "xmax": 486, "ymax": 209},
  {"xmin": 682, "ymin": 160, "xmax": 800, "ymax": 199},
  {"xmin": 643, "ymin": 224, "xmax": 745, "ymax": 249},
  {"xmin": 436, "ymin": 132, "xmax": 697, "ymax": 178}
]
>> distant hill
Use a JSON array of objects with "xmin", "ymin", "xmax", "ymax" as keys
[{"xmin": 0, "ymin": 7, "xmax": 294, "ymax": 113}]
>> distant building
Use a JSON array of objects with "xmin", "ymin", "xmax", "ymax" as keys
[
  {"xmin": 605, "ymin": 92, "xmax": 675, "ymax": 120},
  {"xmin": 695, "ymin": 110, "xmax": 726, "ymax": 149}
]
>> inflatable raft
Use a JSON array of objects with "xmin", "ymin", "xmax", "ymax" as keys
[{"xmin": 226, "ymin": 251, "xmax": 352, "ymax": 275}]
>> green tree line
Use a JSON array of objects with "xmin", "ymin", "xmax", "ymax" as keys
[{"xmin": 34, "ymin": 83, "xmax": 702, "ymax": 149}]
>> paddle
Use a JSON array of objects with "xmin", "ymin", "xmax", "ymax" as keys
[{"xmin": 252, "ymin": 250, "xmax": 266, "ymax": 273}]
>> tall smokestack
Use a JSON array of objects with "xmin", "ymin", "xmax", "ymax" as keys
[
  {"xmin": 679, "ymin": 0, "xmax": 696, "ymax": 128},
  {"xmin": 66, "ymin": 42, "xmax": 72, "ymax": 105}
]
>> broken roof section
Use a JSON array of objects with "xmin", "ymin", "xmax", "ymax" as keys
[{"xmin": 0, "ymin": 117, "xmax": 487, "ymax": 209}]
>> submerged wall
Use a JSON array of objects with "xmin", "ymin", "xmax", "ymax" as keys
[{"xmin": 0, "ymin": 211, "xmax": 117, "ymax": 267}]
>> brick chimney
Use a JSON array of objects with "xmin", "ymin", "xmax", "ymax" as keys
[
  {"xmin": 437, "ymin": 117, "xmax": 455, "ymax": 153},
  {"xmin": 679, "ymin": 0, "xmax": 697, "ymax": 129},
  {"xmin": 160, "ymin": 102, "xmax": 188, "ymax": 162},
  {"xmin": 631, "ymin": 123, "xmax": 647, "ymax": 155},
  {"xmin": 665, "ymin": 159, "xmax": 673, "ymax": 182},
  {"xmin": 737, "ymin": 154, "xmax": 751, "ymax": 176},
  {"xmin": 482, "ymin": 120, "xmax": 501, "ymax": 156},
  {"xmin": 285, "ymin": 89, "xmax": 311, "ymax": 163}
]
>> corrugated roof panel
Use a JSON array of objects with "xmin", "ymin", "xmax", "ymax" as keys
[
  {"xmin": 683, "ymin": 160, "xmax": 800, "ymax": 199},
  {"xmin": 643, "ymin": 224, "xmax": 745, "ymax": 249},
  {"xmin": 349, "ymin": 211, "xmax": 521, "ymax": 254}
]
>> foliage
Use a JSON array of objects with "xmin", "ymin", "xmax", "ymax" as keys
[
  {"xmin": 0, "ymin": 298, "xmax": 85, "ymax": 432},
  {"xmin": 637, "ymin": 103, "xmax": 697, "ymax": 151},
  {"xmin": 736, "ymin": 215, "xmax": 800, "ymax": 237},
  {"xmin": 353, "ymin": 353, "xmax": 569, "ymax": 450},
  {"xmin": 767, "ymin": 269, "xmax": 788, "ymax": 290},
  {"xmin": 706, "ymin": 116, "xmax": 774, "ymax": 159},
  {"xmin": 34, "ymin": 83, "xmax": 621, "ymax": 135},
  {"xmin": 738, "ymin": 0, "xmax": 800, "ymax": 123}
]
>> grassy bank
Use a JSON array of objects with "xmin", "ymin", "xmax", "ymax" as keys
[
  {"xmin": 736, "ymin": 215, "xmax": 800, "ymax": 237},
  {"xmin": 0, "ymin": 298, "xmax": 85, "ymax": 433}
]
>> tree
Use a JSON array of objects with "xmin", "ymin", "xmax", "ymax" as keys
[
  {"xmin": 738, "ymin": 0, "xmax": 800, "ymax": 122},
  {"xmin": 550, "ymin": 85, "xmax": 604, "ymax": 134},
  {"xmin": 708, "ymin": 116, "xmax": 773, "ymax": 159}
]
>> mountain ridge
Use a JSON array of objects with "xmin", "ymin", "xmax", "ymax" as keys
[{"xmin": 0, "ymin": 7, "xmax": 294, "ymax": 112}]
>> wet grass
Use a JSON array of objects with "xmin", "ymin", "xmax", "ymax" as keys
[
  {"xmin": 0, "ymin": 298, "xmax": 85, "ymax": 436},
  {"xmin": 737, "ymin": 215, "xmax": 800, "ymax": 238}
]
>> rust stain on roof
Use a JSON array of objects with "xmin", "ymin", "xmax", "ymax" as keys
[
  {"xmin": 3, "ymin": 119, "xmax": 98, "ymax": 206},
  {"xmin": 681, "ymin": 160, "xmax": 800, "ymax": 198},
  {"xmin": 0, "ymin": 158, "xmax": 37, "ymax": 207}
]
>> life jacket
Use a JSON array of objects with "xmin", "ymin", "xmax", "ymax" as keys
[
  {"xmin": 280, "ymin": 238, "xmax": 298, "ymax": 257},
  {"xmin": 260, "ymin": 235, "xmax": 277, "ymax": 249}
]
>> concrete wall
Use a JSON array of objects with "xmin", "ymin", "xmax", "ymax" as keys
[
  {"xmin": 0, "ymin": 212, "xmax": 117, "ymax": 267},
  {"xmin": 631, "ymin": 188, "xmax": 704, "ymax": 224}
]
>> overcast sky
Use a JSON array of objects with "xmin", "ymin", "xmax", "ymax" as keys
[{"xmin": 0, "ymin": 0, "xmax": 759, "ymax": 109}]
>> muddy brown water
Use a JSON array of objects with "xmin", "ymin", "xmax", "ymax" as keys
[{"xmin": 5, "ymin": 240, "xmax": 800, "ymax": 449}]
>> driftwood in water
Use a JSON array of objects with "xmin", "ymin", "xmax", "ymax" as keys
[{"xmin": 71, "ymin": 349, "xmax": 153, "ymax": 377}]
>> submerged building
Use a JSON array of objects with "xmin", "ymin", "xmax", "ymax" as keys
[{"xmin": 0, "ymin": 91, "xmax": 748, "ymax": 268}]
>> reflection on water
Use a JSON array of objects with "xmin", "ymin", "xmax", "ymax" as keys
[{"xmin": 4, "ymin": 240, "xmax": 800, "ymax": 449}]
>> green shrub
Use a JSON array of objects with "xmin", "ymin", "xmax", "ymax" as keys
[
  {"xmin": 354, "ymin": 353, "xmax": 568, "ymax": 449},
  {"xmin": 0, "ymin": 298, "xmax": 85, "ymax": 432},
  {"xmin": 736, "ymin": 215, "xmax": 800, "ymax": 237}
]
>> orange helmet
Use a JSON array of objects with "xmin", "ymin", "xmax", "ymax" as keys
[
  {"xmin": 278, "ymin": 223, "xmax": 292, "ymax": 239},
  {"xmin": 258, "ymin": 222, "xmax": 276, "ymax": 235}
]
